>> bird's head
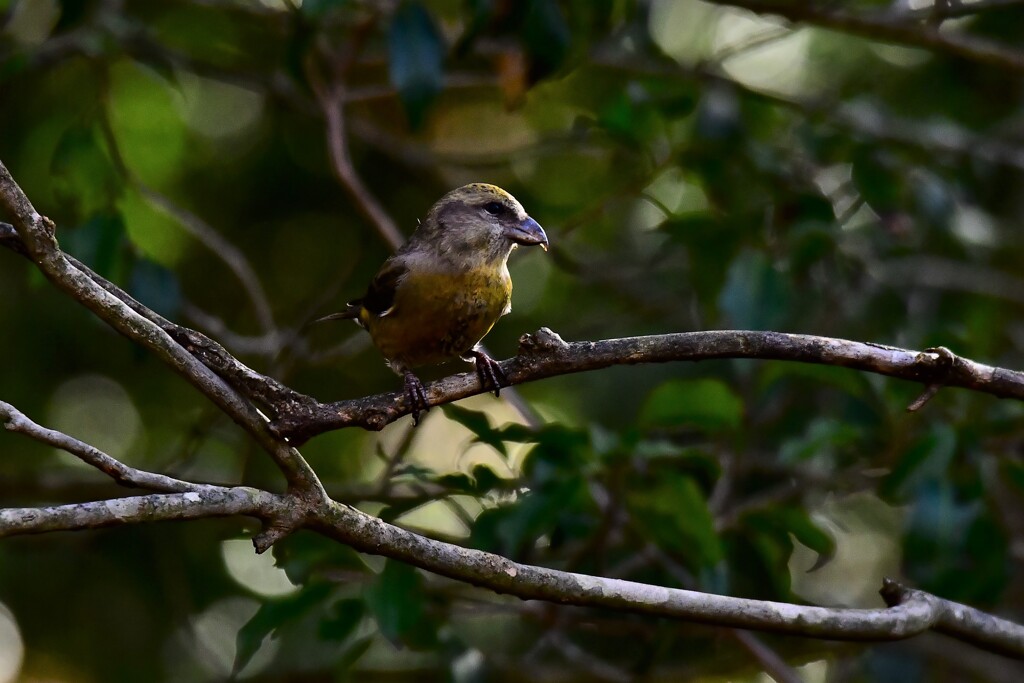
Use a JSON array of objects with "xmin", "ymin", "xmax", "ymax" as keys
[{"xmin": 418, "ymin": 183, "xmax": 548, "ymax": 263}]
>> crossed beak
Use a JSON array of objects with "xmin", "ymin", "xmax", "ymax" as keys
[{"xmin": 504, "ymin": 216, "xmax": 549, "ymax": 251}]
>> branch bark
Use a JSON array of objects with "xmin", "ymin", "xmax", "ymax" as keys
[
  {"xmin": 2, "ymin": 476, "xmax": 1022, "ymax": 656},
  {"xmin": 268, "ymin": 327, "xmax": 1024, "ymax": 442},
  {"xmin": 704, "ymin": 0, "xmax": 1024, "ymax": 74}
]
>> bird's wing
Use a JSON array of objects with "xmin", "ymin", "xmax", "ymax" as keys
[
  {"xmin": 359, "ymin": 257, "xmax": 409, "ymax": 317},
  {"xmin": 310, "ymin": 257, "xmax": 408, "ymax": 327}
]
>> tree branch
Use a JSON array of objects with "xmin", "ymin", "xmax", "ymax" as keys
[
  {"xmin": 269, "ymin": 327, "xmax": 1024, "ymax": 442},
  {"xmin": 0, "ymin": 487, "xmax": 284, "ymax": 538},
  {"xmin": 2, "ymin": 475, "xmax": 1021, "ymax": 653},
  {"xmin": 304, "ymin": 500, "xmax": 1011, "ymax": 647},
  {"xmin": 308, "ymin": 68, "xmax": 406, "ymax": 250},
  {"xmin": 2, "ymin": 406, "xmax": 1023, "ymax": 654},
  {"xmin": 704, "ymin": 0, "xmax": 1024, "ymax": 74},
  {"xmin": 882, "ymin": 580, "xmax": 1024, "ymax": 659}
]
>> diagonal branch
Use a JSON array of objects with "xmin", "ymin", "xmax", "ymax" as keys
[
  {"xmin": 0, "ymin": 400, "xmax": 212, "ymax": 493},
  {"xmin": 0, "ymin": 160, "xmax": 324, "ymax": 498},
  {"xmin": 308, "ymin": 69, "xmax": 406, "ymax": 249}
]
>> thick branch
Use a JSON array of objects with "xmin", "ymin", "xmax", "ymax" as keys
[
  {"xmin": 305, "ymin": 500, "xmax": 1005, "ymax": 646},
  {"xmin": 1, "ymin": 445, "xmax": 1022, "ymax": 653},
  {"xmin": 882, "ymin": 580, "xmax": 1024, "ymax": 659},
  {"xmin": 270, "ymin": 327, "xmax": 1024, "ymax": 441}
]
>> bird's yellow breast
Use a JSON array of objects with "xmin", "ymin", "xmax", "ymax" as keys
[{"xmin": 362, "ymin": 265, "xmax": 512, "ymax": 368}]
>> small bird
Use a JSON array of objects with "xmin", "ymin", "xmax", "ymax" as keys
[{"xmin": 317, "ymin": 183, "xmax": 548, "ymax": 423}]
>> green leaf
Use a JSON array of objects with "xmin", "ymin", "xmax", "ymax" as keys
[
  {"xmin": 336, "ymin": 636, "xmax": 374, "ymax": 672},
  {"xmin": 718, "ymin": 249, "xmax": 792, "ymax": 330},
  {"xmin": 470, "ymin": 479, "xmax": 592, "ymax": 555},
  {"xmin": 851, "ymin": 145, "xmax": 903, "ymax": 213},
  {"xmin": 778, "ymin": 417, "xmax": 862, "ymax": 464},
  {"xmin": 389, "ymin": 2, "xmax": 445, "ymax": 129},
  {"xmin": 318, "ymin": 598, "xmax": 365, "ymax": 642},
  {"xmin": 271, "ymin": 534, "xmax": 369, "ymax": 585},
  {"xmin": 880, "ymin": 423, "xmax": 956, "ymax": 500},
  {"xmin": 758, "ymin": 363, "xmax": 872, "ymax": 403},
  {"xmin": 640, "ymin": 378, "xmax": 743, "ymax": 432},
  {"xmin": 51, "ymin": 124, "xmax": 121, "ymax": 219},
  {"xmin": 625, "ymin": 472, "xmax": 722, "ymax": 568},
  {"xmin": 520, "ymin": 425, "xmax": 591, "ymax": 484},
  {"xmin": 233, "ymin": 582, "xmax": 332, "ymax": 676},
  {"xmin": 441, "ymin": 404, "xmax": 508, "ymax": 457},
  {"xmin": 367, "ymin": 561, "xmax": 436, "ymax": 649},
  {"xmin": 779, "ymin": 508, "xmax": 836, "ymax": 572}
]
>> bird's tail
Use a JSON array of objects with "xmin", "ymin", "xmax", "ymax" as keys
[{"xmin": 305, "ymin": 305, "xmax": 361, "ymax": 329}]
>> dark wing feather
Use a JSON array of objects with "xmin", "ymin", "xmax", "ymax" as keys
[
  {"xmin": 360, "ymin": 257, "xmax": 408, "ymax": 316},
  {"xmin": 310, "ymin": 257, "xmax": 408, "ymax": 327}
]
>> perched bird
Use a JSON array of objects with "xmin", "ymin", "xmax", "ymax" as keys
[{"xmin": 317, "ymin": 183, "xmax": 548, "ymax": 422}]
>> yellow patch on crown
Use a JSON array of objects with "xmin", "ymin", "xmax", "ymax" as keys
[{"xmin": 445, "ymin": 183, "xmax": 517, "ymax": 205}]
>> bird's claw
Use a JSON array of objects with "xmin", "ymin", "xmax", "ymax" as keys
[
  {"xmin": 403, "ymin": 371, "xmax": 430, "ymax": 425},
  {"xmin": 466, "ymin": 350, "xmax": 507, "ymax": 397}
]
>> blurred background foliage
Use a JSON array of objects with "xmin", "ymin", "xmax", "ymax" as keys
[{"xmin": 2, "ymin": 0, "xmax": 1024, "ymax": 681}]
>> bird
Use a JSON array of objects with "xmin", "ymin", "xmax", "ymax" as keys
[{"xmin": 316, "ymin": 183, "xmax": 549, "ymax": 423}]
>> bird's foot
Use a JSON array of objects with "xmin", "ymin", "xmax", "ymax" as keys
[
  {"xmin": 464, "ymin": 350, "xmax": 507, "ymax": 397},
  {"xmin": 402, "ymin": 370, "xmax": 430, "ymax": 425}
]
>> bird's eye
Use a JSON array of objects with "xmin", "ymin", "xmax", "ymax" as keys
[{"xmin": 483, "ymin": 202, "xmax": 504, "ymax": 216}]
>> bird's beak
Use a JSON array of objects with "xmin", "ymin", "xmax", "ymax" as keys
[{"xmin": 504, "ymin": 216, "xmax": 549, "ymax": 251}]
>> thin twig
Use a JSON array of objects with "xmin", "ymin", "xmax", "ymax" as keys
[
  {"xmin": 97, "ymin": 106, "xmax": 279, "ymax": 338},
  {"xmin": 0, "ymin": 401, "xmax": 212, "ymax": 493},
  {"xmin": 308, "ymin": 68, "xmax": 406, "ymax": 249}
]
